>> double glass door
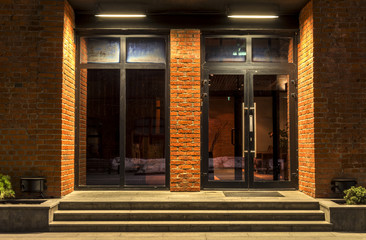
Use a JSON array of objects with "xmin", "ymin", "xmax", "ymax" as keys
[{"xmin": 202, "ymin": 72, "xmax": 294, "ymax": 188}]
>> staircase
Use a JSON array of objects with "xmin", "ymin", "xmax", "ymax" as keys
[{"xmin": 49, "ymin": 200, "xmax": 333, "ymax": 232}]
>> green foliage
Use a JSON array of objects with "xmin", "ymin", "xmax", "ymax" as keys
[
  {"xmin": 344, "ymin": 186, "xmax": 366, "ymax": 205},
  {"xmin": 0, "ymin": 174, "xmax": 15, "ymax": 200}
]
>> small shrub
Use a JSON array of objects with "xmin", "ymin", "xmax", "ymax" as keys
[
  {"xmin": 344, "ymin": 186, "xmax": 366, "ymax": 205},
  {"xmin": 0, "ymin": 174, "xmax": 15, "ymax": 200}
]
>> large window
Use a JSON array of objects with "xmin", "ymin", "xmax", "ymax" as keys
[
  {"xmin": 77, "ymin": 36, "xmax": 168, "ymax": 188},
  {"xmin": 125, "ymin": 69, "xmax": 166, "ymax": 185},
  {"xmin": 205, "ymin": 38, "xmax": 246, "ymax": 62}
]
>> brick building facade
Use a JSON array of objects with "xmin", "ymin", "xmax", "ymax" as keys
[{"xmin": 0, "ymin": 0, "xmax": 365, "ymax": 198}]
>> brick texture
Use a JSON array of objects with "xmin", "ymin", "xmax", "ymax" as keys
[
  {"xmin": 0, "ymin": 0, "xmax": 75, "ymax": 197},
  {"xmin": 299, "ymin": 0, "xmax": 366, "ymax": 197},
  {"xmin": 77, "ymin": 41, "xmax": 87, "ymax": 186},
  {"xmin": 61, "ymin": 0, "xmax": 75, "ymax": 195},
  {"xmin": 298, "ymin": 0, "xmax": 316, "ymax": 197},
  {"xmin": 170, "ymin": 30, "xmax": 201, "ymax": 191}
]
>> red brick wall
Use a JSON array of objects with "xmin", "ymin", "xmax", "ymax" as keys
[
  {"xmin": 299, "ymin": 0, "xmax": 366, "ymax": 197},
  {"xmin": 61, "ymin": 0, "xmax": 75, "ymax": 195},
  {"xmin": 77, "ymin": 39, "xmax": 88, "ymax": 186},
  {"xmin": 312, "ymin": 0, "xmax": 366, "ymax": 197},
  {"xmin": 78, "ymin": 68, "xmax": 87, "ymax": 186},
  {"xmin": 170, "ymin": 30, "xmax": 201, "ymax": 191},
  {"xmin": 298, "ymin": 0, "xmax": 316, "ymax": 197},
  {"xmin": 0, "ymin": 0, "xmax": 75, "ymax": 197}
]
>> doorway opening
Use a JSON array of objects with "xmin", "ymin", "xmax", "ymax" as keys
[{"xmin": 201, "ymin": 35, "xmax": 298, "ymax": 189}]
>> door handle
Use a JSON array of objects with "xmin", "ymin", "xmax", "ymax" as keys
[
  {"xmin": 242, "ymin": 102, "xmax": 245, "ymax": 157},
  {"xmin": 249, "ymin": 103, "xmax": 257, "ymax": 157},
  {"xmin": 254, "ymin": 102, "xmax": 257, "ymax": 158},
  {"xmin": 231, "ymin": 128, "xmax": 235, "ymax": 145}
]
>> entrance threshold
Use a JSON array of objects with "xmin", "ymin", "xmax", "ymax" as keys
[
  {"xmin": 63, "ymin": 189, "xmax": 311, "ymax": 202},
  {"xmin": 75, "ymin": 186, "xmax": 169, "ymax": 191},
  {"xmin": 202, "ymin": 188, "xmax": 297, "ymax": 191}
]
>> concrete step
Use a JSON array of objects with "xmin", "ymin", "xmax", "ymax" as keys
[
  {"xmin": 49, "ymin": 220, "xmax": 333, "ymax": 232},
  {"xmin": 58, "ymin": 201, "xmax": 320, "ymax": 211},
  {"xmin": 54, "ymin": 210, "xmax": 325, "ymax": 221}
]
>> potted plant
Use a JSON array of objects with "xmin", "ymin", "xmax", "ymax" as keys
[
  {"xmin": 0, "ymin": 174, "xmax": 15, "ymax": 200},
  {"xmin": 344, "ymin": 186, "xmax": 366, "ymax": 205}
]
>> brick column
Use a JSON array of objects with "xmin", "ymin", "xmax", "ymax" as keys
[
  {"xmin": 298, "ymin": 0, "xmax": 316, "ymax": 197},
  {"xmin": 0, "ymin": 0, "xmax": 75, "ymax": 197},
  {"xmin": 170, "ymin": 30, "xmax": 201, "ymax": 191},
  {"xmin": 61, "ymin": 0, "xmax": 76, "ymax": 196},
  {"xmin": 77, "ymin": 39, "xmax": 88, "ymax": 186},
  {"xmin": 298, "ymin": 0, "xmax": 366, "ymax": 197}
]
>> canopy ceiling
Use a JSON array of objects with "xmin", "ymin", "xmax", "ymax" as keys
[{"xmin": 68, "ymin": 0, "xmax": 309, "ymax": 16}]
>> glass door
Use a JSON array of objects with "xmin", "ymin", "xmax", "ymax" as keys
[
  {"xmin": 251, "ymin": 73, "xmax": 293, "ymax": 187},
  {"xmin": 202, "ymin": 72, "xmax": 295, "ymax": 188},
  {"xmin": 201, "ymin": 35, "xmax": 297, "ymax": 189},
  {"xmin": 202, "ymin": 73, "xmax": 248, "ymax": 188}
]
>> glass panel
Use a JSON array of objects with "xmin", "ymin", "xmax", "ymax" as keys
[
  {"xmin": 126, "ymin": 69, "xmax": 165, "ymax": 185},
  {"xmin": 80, "ymin": 38, "xmax": 120, "ymax": 64},
  {"xmin": 86, "ymin": 69, "xmax": 120, "ymax": 185},
  {"xmin": 208, "ymin": 75, "xmax": 244, "ymax": 181},
  {"xmin": 126, "ymin": 38, "xmax": 166, "ymax": 63},
  {"xmin": 253, "ymin": 74, "xmax": 290, "ymax": 182},
  {"xmin": 205, "ymin": 38, "xmax": 246, "ymax": 62},
  {"xmin": 252, "ymin": 38, "xmax": 291, "ymax": 63}
]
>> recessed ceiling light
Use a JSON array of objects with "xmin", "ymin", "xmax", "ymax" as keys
[
  {"xmin": 228, "ymin": 15, "xmax": 279, "ymax": 19},
  {"xmin": 95, "ymin": 14, "xmax": 146, "ymax": 18}
]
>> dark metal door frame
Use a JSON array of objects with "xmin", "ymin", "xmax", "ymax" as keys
[
  {"xmin": 248, "ymin": 70, "xmax": 297, "ymax": 188},
  {"xmin": 201, "ymin": 69, "xmax": 297, "ymax": 189},
  {"xmin": 201, "ymin": 33, "xmax": 298, "ymax": 189},
  {"xmin": 201, "ymin": 69, "xmax": 249, "ymax": 188}
]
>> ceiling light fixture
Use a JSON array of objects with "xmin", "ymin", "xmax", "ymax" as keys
[
  {"xmin": 95, "ymin": 14, "xmax": 146, "ymax": 18},
  {"xmin": 228, "ymin": 15, "xmax": 279, "ymax": 19}
]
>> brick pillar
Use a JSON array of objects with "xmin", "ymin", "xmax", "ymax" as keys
[
  {"xmin": 298, "ymin": 0, "xmax": 316, "ymax": 197},
  {"xmin": 298, "ymin": 0, "xmax": 366, "ymax": 197},
  {"xmin": 170, "ymin": 30, "xmax": 201, "ymax": 191},
  {"xmin": 61, "ymin": 0, "xmax": 76, "ymax": 195},
  {"xmin": 77, "ymin": 39, "xmax": 88, "ymax": 186},
  {"xmin": 0, "ymin": 0, "xmax": 75, "ymax": 198}
]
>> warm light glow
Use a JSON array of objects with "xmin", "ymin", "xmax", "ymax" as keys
[
  {"xmin": 228, "ymin": 15, "xmax": 279, "ymax": 19},
  {"xmin": 95, "ymin": 14, "xmax": 146, "ymax": 18}
]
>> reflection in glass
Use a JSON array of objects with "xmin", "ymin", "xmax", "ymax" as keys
[
  {"xmin": 80, "ymin": 38, "xmax": 120, "ymax": 64},
  {"xmin": 86, "ymin": 69, "xmax": 120, "ymax": 185},
  {"xmin": 126, "ymin": 38, "xmax": 166, "ymax": 63},
  {"xmin": 208, "ymin": 75, "xmax": 244, "ymax": 181},
  {"xmin": 253, "ymin": 75, "xmax": 289, "ymax": 182},
  {"xmin": 252, "ymin": 38, "xmax": 291, "ymax": 63},
  {"xmin": 205, "ymin": 38, "xmax": 246, "ymax": 62},
  {"xmin": 126, "ymin": 69, "xmax": 165, "ymax": 185}
]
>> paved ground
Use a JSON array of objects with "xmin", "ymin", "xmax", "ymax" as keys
[{"xmin": 1, "ymin": 232, "xmax": 366, "ymax": 240}]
